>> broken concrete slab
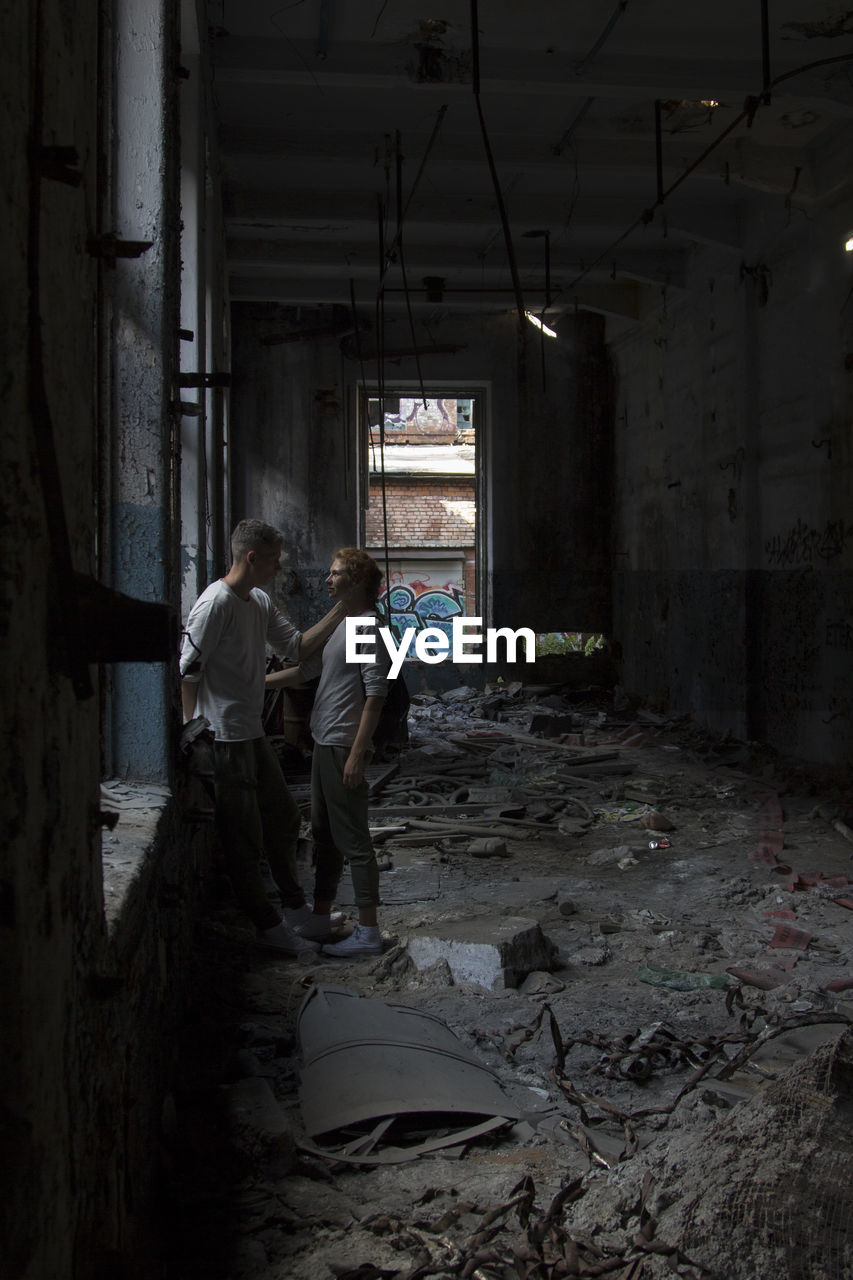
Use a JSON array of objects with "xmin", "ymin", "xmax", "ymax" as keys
[{"xmin": 406, "ymin": 916, "xmax": 557, "ymax": 990}]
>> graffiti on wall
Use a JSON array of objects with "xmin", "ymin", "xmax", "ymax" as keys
[
  {"xmin": 381, "ymin": 398, "xmax": 456, "ymax": 435},
  {"xmin": 765, "ymin": 518, "xmax": 852, "ymax": 567},
  {"xmin": 378, "ymin": 578, "xmax": 466, "ymax": 658}
]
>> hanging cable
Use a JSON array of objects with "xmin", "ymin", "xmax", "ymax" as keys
[
  {"xmin": 540, "ymin": 229, "xmax": 552, "ymax": 389},
  {"xmin": 574, "ymin": 0, "xmax": 630, "ymax": 77},
  {"xmin": 348, "ymin": 278, "xmax": 368, "ymax": 392},
  {"xmin": 559, "ymin": 52, "xmax": 853, "ymax": 300},
  {"xmin": 395, "ymin": 131, "xmax": 428, "ymax": 412},
  {"xmin": 348, "ymin": 276, "xmax": 371, "ymax": 481},
  {"xmin": 470, "ymin": 0, "xmax": 526, "ymax": 330},
  {"xmin": 373, "ymin": 198, "xmax": 394, "ymax": 638},
  {"xmin": 380, "ymin": 104, "xmax": 449, "ymax": 285},
  {"xmin": 370, "ymin": 107, "xmax": 452, "ymax": 637},
  {"xmin": 654, "ymin": 100, "xmax": 664, "ymax": 205}
]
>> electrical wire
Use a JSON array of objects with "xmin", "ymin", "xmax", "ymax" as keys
[
  {"xmin": 574, "ymin": 0, "xmax": 630, "ymax": 77},
  {"xmin": 559, "ymin": 51, "xmax": 853, "ymax": 300},
  {"xmin": 470, "ymin": 0, "xmax": 525, "ymax": 329},
  {"xmin": 395, "ymin": 130, "xmax": 428, "ymax": 412},
  {"xmin": 363, "ymin": 105, "xmax": 451, "ymax": 642},
  {"xmin": 380, "ymin": 104, "xmax": 449, "ymax": 286},
  {"xmin": 373, "ymin": 198, "xmax": 394, "ymax": 639}
]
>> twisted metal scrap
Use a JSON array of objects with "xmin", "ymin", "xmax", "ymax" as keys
[{"xmin": 346, "ymin": 1172, "xmax": 711, "ymax": 1279}]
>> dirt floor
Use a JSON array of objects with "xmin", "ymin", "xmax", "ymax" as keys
[{"xmin": 162, "ymin": 684, "xmax": 853, "ymax": 1280}]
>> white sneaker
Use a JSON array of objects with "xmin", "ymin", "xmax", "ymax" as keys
[
  {"xmin": 256, "ymin": 922, "xmax": 320, "ymax": 955},
  {"xmin": 322, "ymin": 923, "xmax": 383, "ymax": 958},
  {"xmin": 284, "ymin": 904, "xmax": 345, "ymax": 936}
]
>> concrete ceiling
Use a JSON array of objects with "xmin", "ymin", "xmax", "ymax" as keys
[{"xmin": 209, "ymin": 1, "xmax": 853, "ymax": 322}]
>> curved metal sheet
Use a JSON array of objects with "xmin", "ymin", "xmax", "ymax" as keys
[{"xmin": 297, "ymin": 983, "xmax": 521, "ymax": 1139}]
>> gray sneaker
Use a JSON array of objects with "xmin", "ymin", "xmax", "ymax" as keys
[
  {"xmin": 322, "ymin": 923, "xmax": 382, "ymax": 958},
  {"xmin": 284, "ymin": 904, "xmax": 345, "ymax": 936},
  {"xmin": 256, "ymin": 922, "xmax": 320, "ymax": 955},
  {"xmin": 294, "ymin": 913, "xmax": 336, "ymax": 940}
]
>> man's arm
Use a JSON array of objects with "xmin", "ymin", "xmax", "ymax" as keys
[
  {"xmin": 181, "ymin": 679, "xmax": 199, "ymax": 724},
  {"xmin": 343, "ymin": 694, "xmax": 386, "ymax": 788},
  {"xmin": 298, "ymin": 601, "xmax": 346, "ymax": 659},
  {"xmin": 265, "ymin": 664, "xmax": 312, "ymax": 690}
]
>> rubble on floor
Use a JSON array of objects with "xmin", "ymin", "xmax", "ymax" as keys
[{"xmin": 162, "ymin": 680, "xmax": 853, "ymax": 1280}]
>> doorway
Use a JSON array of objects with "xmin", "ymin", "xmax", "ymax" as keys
[{"xmin": 358, "ymin": 386, "xmax": 488, "ymax": 653}]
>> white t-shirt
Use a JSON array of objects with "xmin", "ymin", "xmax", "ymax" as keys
[{"xmin": 180, "ymin": 580, "xmax": 302, "ymax": 741}]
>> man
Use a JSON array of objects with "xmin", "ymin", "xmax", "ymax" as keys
[
  {"xmin": 180, "ymin": 519, "xmax": 345, "ymax": 955},
  {"xmin": 266, "ymin": 547, "xmax": 391, "ymax": 956}
]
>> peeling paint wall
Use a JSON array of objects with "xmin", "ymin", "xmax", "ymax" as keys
[
  {"xmin": 105, "ymin": 0, "xmax": 183, "ymax": 781},
  {"xmin": 2, "ymin": 0, "xmax": 107, "ymax": 1267},
  {"xmin": 514, "ymin": 311, "xmax": 614, "ymax": 634},
  {"xmin": 228, "ymin": 304, "xmax": 357, "ymax": 626},
  {"xmin": 610, "ymin": 201, "xmax": 853, "ymax": 765},
  {"xmin": 2, "ymin": 1, "xmax": 218, "ymax": 1275},
  {"xmin": 179, "ymin": 0, "xmax": 232, "ymax": 607}
]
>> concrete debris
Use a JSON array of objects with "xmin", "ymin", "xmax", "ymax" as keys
[
  {"xmin": 567, "ymin": 1026, "xmax": 853, "ymax": 1279},
  {"xmin": 440, "ymin": 685, "xmax": 477, "ymax": 703},
  {"xmin": 467, "ymin": 837, "xmax": 509, "ymax": 858},
  {"xmin": 163, "ymin": 679, "xmax": 853, "ymax": 1279},
  {"xmin": 518, "ymin": 970, "xmax": 565, "ymax": 996},
  {"xmin": 527, "ymin": 712, "xmax": 580, "ymax": 737},
  {"xmin": 586, "ymin": 843, "xmax": 641, "ymax": 866},
  {"xmin": 406, "ymin": 916, "xmax": 557, "ymax": 989},
  {"xmin": 643, "ymin": 810, "xmax": 675, "ymax": 831},
  {"xmin": 571, "ymin": 941, "xmax": 612, "ymax": 967}
]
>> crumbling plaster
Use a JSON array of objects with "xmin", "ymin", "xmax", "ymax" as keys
[
  {"xmin": 609, "ymin": 195, "xmax": 853, "ymax": 766},
  {"xmin": 3, "ymin": 0, "xmax": 107, "ymax": 1266},
  {"xmin": 106, "ymin": 0, "xmax": 183, "ymax": 782},
  {"xmin": 2, "ymin": 1, "xmax": 216, "ymax": 1276}
]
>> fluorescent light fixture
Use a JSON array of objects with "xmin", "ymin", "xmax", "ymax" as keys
[
  {"xmin": 845, "ymin": 235, "xmax": 853, "ymax": 252},
  {"xmin": 525, "ymin": 311, "xmax": 557, "ymax": 338}
]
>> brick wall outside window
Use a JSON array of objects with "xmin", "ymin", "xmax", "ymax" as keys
[{"xmin": 365, "ymin": 476, "xmax": 475, "ymax": 548}]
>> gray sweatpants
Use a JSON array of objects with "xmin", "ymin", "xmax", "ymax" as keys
[{"xmin": 310, "ymin": 743, "xmax": 379, "ymax": 909}]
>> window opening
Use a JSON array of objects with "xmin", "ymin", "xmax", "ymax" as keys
[
  {"xmin": 362, "ymin": 392, "xmax": 481, "ymax": 659},
  {"xmin": 535, "ymin": 632, "xmax": 607, "ymax": 657}
]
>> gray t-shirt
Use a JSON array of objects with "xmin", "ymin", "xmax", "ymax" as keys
[
  {"xmin": 180, "ymin": 579, "xmax": 302, "ymax": 741},
  {"xmin": 310, "ymin": 612, "xmax": 391, "ymax": 748}
]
